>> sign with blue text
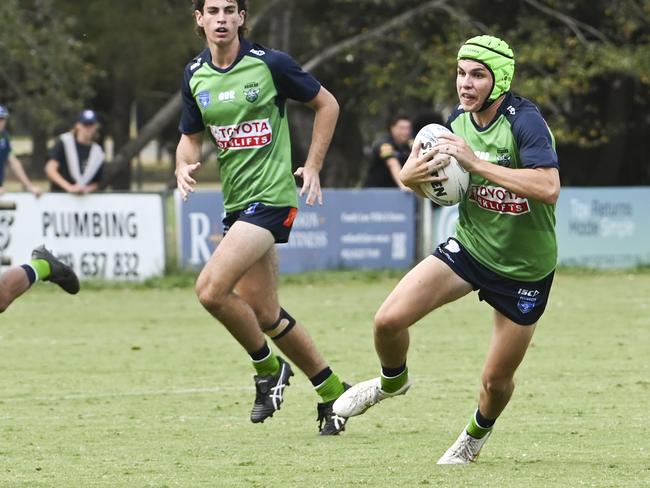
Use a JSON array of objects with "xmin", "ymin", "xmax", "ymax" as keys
[
  {"xmin": 555, "ymin": 187, "xmax": 650, "ymax": 268},
  {"xmin": 428, "ymin": 187, "xmax": 650, "ymax": 269},
  {"xmin": 175, "ymin": 189, "xmax": 416, "ymax": 273}
]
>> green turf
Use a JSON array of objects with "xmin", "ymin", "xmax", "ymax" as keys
[{"xmin": 1, "ymin": 271, "xmax": 649, "ymax": 487}]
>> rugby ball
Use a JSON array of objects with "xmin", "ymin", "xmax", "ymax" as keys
[{"xmin": 414, "ymin": 123, "xmax": 469, "ymax": 206}]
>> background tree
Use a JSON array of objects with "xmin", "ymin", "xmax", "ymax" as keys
[
  {"xmin": 0, "ymin": 0, "xmax": 94, "ymax": 170},
  {"xmin": 55, "ymin": 0, "xmax": 203, "ymax": 189},
  {"xmin": 2, "ymin": 0, "xmax": 649, "ymax": 187}
]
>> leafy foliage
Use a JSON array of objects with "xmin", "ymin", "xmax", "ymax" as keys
[
  {"xmin": 280, "ymin": 0, "xmax": 650, "ymax": 183},
  {"xmin": 0, "ymin": 0, "xmax": 94, "ymax": 130},
  {"xmin": 2, "ymin": 0, "xmax": 649, "ymax": 185}
]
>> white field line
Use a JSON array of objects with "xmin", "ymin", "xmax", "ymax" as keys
[
  {"xmin": 2, "ymin": 385, "xmax": 259, "ymax": 404},
  {"xmin": 2, "ymin": 376, "xmax": 444, "ymax": 404}
]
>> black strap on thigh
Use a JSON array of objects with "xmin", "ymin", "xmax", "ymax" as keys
[{"xmin": 262, "ymin": 307, "xmax": 296, "ymax": 341}]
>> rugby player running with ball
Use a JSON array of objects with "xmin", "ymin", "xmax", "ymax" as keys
[{"xmin": 334, "ymin": 35, "xmax": 560, "ymax": 463}]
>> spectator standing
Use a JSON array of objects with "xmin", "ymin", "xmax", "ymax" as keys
[
  {"xmin": 45, "ymin": 110, "xmax": 105, "ymax": 194},
  {"xmin": 0, "ymin": 105, "xmax": 42, "ymax": 196},
  {"xmin": 363, "ymin": 114, "xmax": 412, "ymax": 191}
]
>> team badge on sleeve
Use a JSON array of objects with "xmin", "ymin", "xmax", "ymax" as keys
[{"xmin": 197, "ymin": 90, "xmax": 211, "ymax": 108}]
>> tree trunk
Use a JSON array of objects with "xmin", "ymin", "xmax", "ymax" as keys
[
  {"xmin": 108, "ymin": 79, "xmax": 133, "ymax": 190},
  {"xmin": 30, "ymin": 126, "xmax": 48, "ymax": 179},
  {"xmin": 102, "ymin": 93, "xmax": 182, "ymax": 190}
]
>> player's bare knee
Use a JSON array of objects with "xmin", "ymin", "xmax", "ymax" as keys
[
  {"xmin": 373, "ymin": 309, "xmax": 404, "ymax": 337},
  {"xmin": 262, "ymin": 308, "xmax": 296, "ymax": 341},
  {"xmin": 256, "ymin": 308, "xmax": 279, "ymax": 330},
  {"xmin": 195, "ymin": 280, "xmax": 227, "ymax": 311},
  {"xmin": 481, "ymin": 374, "xmax": 514, "ymax": 398}
]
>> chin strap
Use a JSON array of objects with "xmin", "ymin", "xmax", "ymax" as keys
[{"xmin": 477, "ymin": 98, "xmax": 496, "ymax": 113}]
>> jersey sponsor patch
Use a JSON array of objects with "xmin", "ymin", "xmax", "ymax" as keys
[
  {"xmin": 468, "ymin": 185, "xmax": 530, "ymax": 215},
  {"xmin": 209, "ymin": 118, "xmax": 273, "ymax": 150},
  {"xmin": 217, "ymin": 90, "xmax": 236, "ymax": 103}
]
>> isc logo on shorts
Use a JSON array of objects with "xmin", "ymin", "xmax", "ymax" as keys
[{"xmin": 517, "ymin": 288, "xmax": 540, "ymax": 297}]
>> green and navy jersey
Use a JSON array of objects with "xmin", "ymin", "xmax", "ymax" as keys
[
  {"xmin": 180, "ymin": 38, "xmax": 321, "ymax": 212},
  {"xmin": 0, "ymin": 131, "xmax": 12, "ymax": 185},
  {"xmin": 448, "ymin": 92, "xmax": 559, "ymax": 281}
]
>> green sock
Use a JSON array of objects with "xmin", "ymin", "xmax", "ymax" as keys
[
  {"xmin": 30, "ymin": 259, "xmax": 51, "ymax": 281},
  {"xmin": 466, "ymin": 411, "xmax": 493, "ymax": 439},
  {"xmin": 315, "ymin": 372, "xmax": 345, "ymax": 403},
  {"xmin": 251, "ymin": 349, "xmax": 280, "ymax": 377},
  {"xmin": 380, "ymin": 367, "xmax": 409, "ymax": 394}
]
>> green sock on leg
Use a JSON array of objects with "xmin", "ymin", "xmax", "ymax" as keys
[
  {"xmin": 30, "ymin": 259, "xmax": 51, "ymax": 281},
  {"xmin": 380, "ymin": 367, "xmax": 409, "ymax": 394},
  {"xmin": 315, "ymin": 372, "xmax": 345, "ymax": 403},
  {"xmin": 466, "ymin": 410, "xmax": 494, "ymax": 439},
  {"xmin": 251, "ymin": 349, "xmax": 280, "ymax": 377}
]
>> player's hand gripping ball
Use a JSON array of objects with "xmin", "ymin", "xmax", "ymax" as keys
[{"xmin": 415, "ymin": 124, "xmax": 469, "ymax": 206}]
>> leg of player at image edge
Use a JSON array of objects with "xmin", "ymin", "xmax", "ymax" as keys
[{"xmin": 30, "ymin": 245, "xmax": 80, "ymax": 294}]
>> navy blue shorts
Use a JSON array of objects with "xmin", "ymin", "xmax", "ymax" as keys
[
  {"xmin": 222, "ymin": 202, "xmax": 298, "ymax": 244},
  {"xmin": 433, "ymin": 237, "xmax": 554, "ymax": 326}
]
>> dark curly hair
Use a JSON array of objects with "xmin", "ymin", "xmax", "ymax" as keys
[{"xmin": 192, "ymin": 0, "xmax": 248, "ymax": 38}]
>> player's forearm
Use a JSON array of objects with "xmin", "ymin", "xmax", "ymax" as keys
[
  {"xmin": 45, "ymin": 160, "xmax": 75, "ymax": 192},
  {"xmin": 8, "ymin": 156, "xmax": 34, "ymax": 189},
  {"xmin": 473, "ymin": 161, "xmax": 560, "ymax": 204},
  {"xmin": 175, "ymin": 133, "xmax": 203, "ymax": 171},
  {"xmin": 386, "ymin": 158, "xmax": 409, "ymax": 189},
  {"xmin": 304, "ymin": 89, "xmax": 339, "ymax": 171}
]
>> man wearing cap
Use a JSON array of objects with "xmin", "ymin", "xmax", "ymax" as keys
[
  {"xmin": 334, "ymin": 35, "xmax": 560, "ymax": 465},
  {"xmin": 0, "ymin": 105, "xmax": 42, "ymax": 196},
  {"xmin": 45, "ymin": 109, "xmax": 105, "ymax": 194}
]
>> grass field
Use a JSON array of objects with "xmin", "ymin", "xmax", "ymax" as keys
[{"xmin": 1, "ymin": 270, "xmax": 649, "ymax": 487}]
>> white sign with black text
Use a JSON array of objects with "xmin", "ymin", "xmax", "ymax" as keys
[{"xmin": 0, "ymin": 193, "xmax": 165, "ymax": 280}]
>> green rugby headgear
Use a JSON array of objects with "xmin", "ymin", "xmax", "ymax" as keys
[{"xmin": 457, "ymin": 35, "xmax": 515, "ymax": 103}]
